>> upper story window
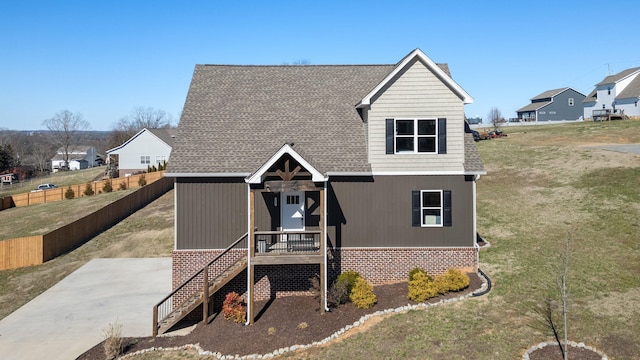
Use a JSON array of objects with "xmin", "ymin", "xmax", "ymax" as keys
[
  {"xmin": 155, "ymin": 156, "xmax": 166, "ymax": 164},
  {"xmin": 568, "ymin": 98, "xmax": 574, "ymax": 106},
  {"xmin": 395, "ymin": 119, "xmax": 436, "ymax": 153},
  {"xmin": 386, "ymin": 118, "xmax": 447, "ymax": 155},
  {"xmin": 140, "ymin": 155, "xmax": 150, "ymax": 165}
]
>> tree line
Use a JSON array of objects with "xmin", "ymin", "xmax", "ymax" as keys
[{"xmin": 0, "ymin": 106, "xmax": 176, "ymax": 177}]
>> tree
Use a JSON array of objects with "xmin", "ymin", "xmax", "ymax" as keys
[
  {"xmin": 487, "ymin": 107, "xmax": 503, "ymax": 131},
  {"xmin": 107, "ymin": 106, "xmax": 174, "ymax": 149},
  {"xmin": 42, "ymin": 110, "xmax": 90, "ymax": 170},
  {"xmin": 0, "ymin": 144, "xmax": 18, "ymax": 172}
]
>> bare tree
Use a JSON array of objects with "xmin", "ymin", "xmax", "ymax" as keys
[
  {"xmin": 108, "ymin": 107, "xmax": 174, "ymax": 149},
  {"xmin": 31, "ymin": 139, "xmax": 57, "ymax": 172},
  {"xmin": 487, "ymin": 107, "xmax": 503, "ymax": 131},
  {"xmin": 42, "ymin": 110, "xmax": 90, "ymax": 170}
]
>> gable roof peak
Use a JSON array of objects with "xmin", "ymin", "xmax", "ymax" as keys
[{"xmin": 357, "ymin": 48, "xmax": 473, "ymax": 108}]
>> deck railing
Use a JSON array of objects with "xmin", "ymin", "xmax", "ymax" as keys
[{"xmin": 254, "ymin": 230, "xmax": 321, "ymax": 254}]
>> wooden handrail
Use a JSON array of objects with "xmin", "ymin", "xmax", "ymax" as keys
[{"xmin": 153, "ymin": 232, "xmax": 248, "ymax": 335}]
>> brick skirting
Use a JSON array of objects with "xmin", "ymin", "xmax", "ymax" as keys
[{"xmin": 172, "ymin": 247, "xmax": 478, "ymax": 305}]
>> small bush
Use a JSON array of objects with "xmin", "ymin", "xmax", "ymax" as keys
[
  {"xmin": 297, "ymin": 322, "xmax": 308, "ymax": 330},
  {"xmin": 138, "ymin": 174, "xmax": 147, "ymax": 186},
  {"xmin": 408, "ymin": 272, "xmax": 439, "ymax": 302},
  {"xmin": 222, "ymin": 292, "xmax": 246, "ymax": 323},
  {"xmin": 103, "ymin": 179, "xmax": 113, "ymax": 193},
  {"xmin": 102, "ymin": 321, "xmax": 124, "ymax": 360},
  {"xmin": 268, "ymin": 326, "xmax": 276, "ymax": 335},
  {"xmin": 408, "ymin": 267, "xmax": 431, "ymax": 282},
  {"xmin": 119, "ymin": 181, "xmax": 127, "ymax": 190},
  {"xmin": 336, "ymin": 270, "xmax": 362, "ymax": 294},
  {"xmin": 328, "ymin": 277, "xmax": 350, "ymax": 307},
  {"xmin": 64, "ymin": 187, "xmax": 75, "ymax": 200},
  {"xmin": 83, "ymin": 182, "xmax": 95, "ymax": 196},
  {"xmin": 350, "ymin": 277, "xmax": 377, "ymax": 309},
  {"xmin": 441, "ymin": 268, "xmax": 470, "ymax": 292}
]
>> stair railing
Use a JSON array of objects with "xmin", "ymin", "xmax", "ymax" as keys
[{"xmin": 153, "ymin": 232, "xmax": 248, "ymax": 335}]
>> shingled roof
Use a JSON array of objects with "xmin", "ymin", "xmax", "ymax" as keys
[{"xmin": 168, "ymin": 57, "xmax": 478, "ymax": 176}]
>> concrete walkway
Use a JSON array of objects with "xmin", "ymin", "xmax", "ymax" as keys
[{"xmin": 0, "ymin": 258, "xmax": 171, "ymax": 360}]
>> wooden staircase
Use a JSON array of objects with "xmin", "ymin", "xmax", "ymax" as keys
[{"xmin": 153, "ymin": 233, "xmax": 248, "ymax": 336}]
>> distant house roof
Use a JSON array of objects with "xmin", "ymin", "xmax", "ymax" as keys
[
  {"xmin": 617, "ymin": 75, "xmax": 640, "ymax": 100},
  {"xmin": 106, "ymin": 128, "xmax": 176, "ymax": 154},
  {"xmin": 596, "ymin": 67, "xmax": 640, "ymax": 86},
  {"xmin": 167, "ymin": 49, "xmax": 476, "ymax": 176},
  {"xmin": 517, "ymin": 87, "xmax": 585, "ymax": 112},
  {"xmin": 583, "ymin": 89, "xmax": 597, "ymax": 103}
]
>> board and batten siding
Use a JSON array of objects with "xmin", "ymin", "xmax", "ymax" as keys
[
  {"xmin": 327, "ymin": 175, "xmax": 474, "ymax": 248},
  {"xmin": 175, "ymin": 178, "xmax": 247, "ymax": 249},
  {"xmin": 367, "ymin": 59, "xmax": 466, "ymax": 173}
]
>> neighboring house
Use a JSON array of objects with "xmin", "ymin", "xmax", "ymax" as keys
[
  {"xmin": 583, "ymin": 67, "xmax": 640, "ymax": 120},
  {"xmin": 516, "ymin": 87, "xmax": 586, "ymax": 122},
  {"xmin": 106, "ymin": 128, "xmax": 176, "ymax": 176},
  {"xmin": 51, "ymin": 146, "xmax": 101, "ymax": 172},
  {"xmin": 160, "ymin": 48, "xmax": 485, "ymax": 331}
]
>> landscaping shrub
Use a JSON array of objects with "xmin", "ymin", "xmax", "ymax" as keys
[
  {"xmin": 349, "ymin": 277, "xmax": 377, "ymax": 309},
  {"xmin": 102, "ymin": 321, "xmax": 124, "ymax": 360},
  {"xmin": 408, "ymin": 271, "xmax": 439, "ymax": 302},
  {"xmin": 119, "ymin": 181, "xmax": 127, "ymax": 190},
  {"xmin": 336, "ymin": 270, "xmax": 361, "ymax": 294},
  {"xmin": 103, "ymin": 179, "xmax": 113, "ymax": 193},
  {"xmin": 83, "ymin": 182, "xmax": 94, "ymax": 196},
  {"xmin": 408, "ymin": 266, "xmax": 431, "ymax": 282},
  {"xmin": 441, "ymin": 268, "xmax": 470, "ymax": 292},
  {"xmin": 222, "ymin": 292, "xmax": 246, "ymax": 323},
  {"xmin": 328, "ymin": 278, "xmax": 350, "ymax": 307},
  {"xmin": 138, "ymin": 174, "xmax": 147, "ymax": 186},
  {"xmin": 64, "ymin": 187, "xmax": 75, "ymax": 199}
]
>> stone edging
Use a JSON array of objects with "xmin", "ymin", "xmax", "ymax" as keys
[
  {"xmin": 120, "ymin": 270, "xmax": 490, "ymax": 359},
  {"xmin": 522, "ymin": 340, "xmax": 609, "ymax": 360}
]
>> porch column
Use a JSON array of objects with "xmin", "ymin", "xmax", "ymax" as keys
[
  {"xmin": 249, "ymin": 189, "xmax": 256, "ymax": 324},
  {"xmin": 319, "ymin": 187, "xmax": 325, "ymax": 314}
]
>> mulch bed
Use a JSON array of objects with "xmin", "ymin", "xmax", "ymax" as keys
[
  {"xmin": 79, "ymin": 273, "xmax": 483, "ymax": 359},
  {"xmin": 528, "ymin": 344, "xmax": 603, "ymax": 360}
]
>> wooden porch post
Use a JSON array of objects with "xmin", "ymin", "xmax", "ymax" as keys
[
  {"xmin": 319, "ymin": 187, "xmax": 325, "ymax": 314},
  {"xmin": 249, "ymin": 190, "xmax": 256, "ymax": 324}
]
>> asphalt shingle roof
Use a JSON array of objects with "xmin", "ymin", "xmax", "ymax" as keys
[
  {"xmin": 596, "ymin": 67, "xmax": 640, "ymax": 86},
  {"xmin": 617, "ymin": 75, "xmax": 640, "ymax": 100},
  {"xmin": 168, "ymin": 62, "xmax": 483, "ymax": 175}
]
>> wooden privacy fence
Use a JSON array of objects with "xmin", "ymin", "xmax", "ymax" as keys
[
  {"xmin": 0, "ymin": 176, "xmax": 173, "ymax": 270},
  {"xmin": 1, "ymin": 171, "xmax": 166, "ymax": 210}
]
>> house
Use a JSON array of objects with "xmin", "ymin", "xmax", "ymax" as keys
[
  {"xmin": 583, "ymin": 67, "xmax": 640, "ymax": 120},
  {"xmin": 51, "ymin": 146, "xmax": 101, "ymax": 172},
  {"xmin": 516, "ymin": 87, "xmax": 586, "ymax": 122},
  {"xmin": 159, "ymin": 48, "xmax": 485, "ymax": 332},
  {"xmin": 106, "ymin": 128, "xmax": 176, "ymax": 176}
]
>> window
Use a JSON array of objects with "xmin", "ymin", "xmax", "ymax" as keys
[
  {"xmin": 155, "ymin": 156, "xmax": 166, "ymax": 164},
  {"xmin": 412, "ymin": 190, "xmax": 452, "ymax": 227},
  {"xmin": 286, "ymin": 195, "xmax": 300, "ymax": 204},
  {"xmin": 607, "ymin": 88, "xmax": 611, "ymax": 95},
  {"xmin": 568, "ymin": 98, "xmax": 574, "ymax": 106},
  {"xmin": 386, "ymin": 118, "xmax": 447, "ymax": 154},
  {"xmin": 140, "ymin": 155, "xmax": 150, "ymax": 165}
]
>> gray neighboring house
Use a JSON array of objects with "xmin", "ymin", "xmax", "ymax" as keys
[
  {"xmin": 164, "ymin": 48, "xmax": 485, "ymax": 326},
  {"xmin": 106, "ymin": 128, "xmax": 176, "ymax": 176},
  {"xmin": 583, "ymin": 67, "xmax": 640, "ymax": 120},
  {"xmin": 516, "ymin": 87, "xmax": 586, "ymax": 122}
]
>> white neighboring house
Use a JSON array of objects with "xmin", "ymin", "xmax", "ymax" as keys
[
  {"xmin": 106, "ymin": 128, "xmax": 176, "ymax": 176},
  {"xmin": 51, "ymin": 146, "xmax": 102, "ymax": 172},
  {"xmin": 583, "ymin": 67, "xmax": 640, "ymax": 120}
]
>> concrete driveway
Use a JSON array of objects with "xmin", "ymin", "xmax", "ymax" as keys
[{"xmin": 0, "ymin": 258, "xmax": 171, "ymax": 360}]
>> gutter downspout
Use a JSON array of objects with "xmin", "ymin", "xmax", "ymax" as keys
[
  {"xmin": 473, "ymin": 174, "xmax": 481, "ymax": 270},
  {"xmin": 245, "ymin": 184, "xmax": 251, "ymax": 326},
  {"xmin": 324, "ymin": 180, "xmax": 330, "ymax": 312}
]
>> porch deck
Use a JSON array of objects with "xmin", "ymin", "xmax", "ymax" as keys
[{"xmin": 252, "ymin": 230, "xmax": 323, "ymax": 265}]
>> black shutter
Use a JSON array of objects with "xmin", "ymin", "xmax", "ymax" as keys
[
  {"xmin": 443, "ymin": 190, "xmax": 452, "ymax": 227},
  {"xmin": 412, "ymin": 190, "xmax": 421, "ymax": 227},
  {"xmin": 438, "ymin": 118, "xmax": 447, "ymax": 154},
  {"xmin": 385, "ymin": 119, "xmax": 394, "ymax": 154}
]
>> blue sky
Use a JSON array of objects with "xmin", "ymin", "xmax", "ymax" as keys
[{"xmin": 1, "ymin": 1, "xmax": 639, "ymax": 131}]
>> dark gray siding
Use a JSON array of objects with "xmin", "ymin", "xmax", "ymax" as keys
[
  {"xmin": 176, "ymin": 178, "xmax": 247, "ymax": 249},
  {"xmin": 538, "ymin": 89, "xmax": 586, "ymax": 121},
  {"xmin": 327, "ymin": 175, "xmax": 474, "ymax": 247}
]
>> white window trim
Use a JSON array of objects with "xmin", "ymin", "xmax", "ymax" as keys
[
  {"xmin": 394, "ymin": 118, "xmax": 438, "ymax": 154},
  {"xmin": 140, "ymin": 155, "xmax": 150, "ymax": 165},
  {"xmin": 568, "ymin": 98, "xmax": 574, "ymax": 106},
  {"xmin": 420, "ymin": 189, "xmax": 443, "ymax": 227}
]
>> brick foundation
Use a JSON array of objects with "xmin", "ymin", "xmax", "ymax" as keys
[{"xmin": 172, "ymin": 246, "xmax": 478, "ymax": 304}]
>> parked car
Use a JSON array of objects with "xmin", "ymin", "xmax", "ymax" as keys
[{"xmin": 31, "ymin": 183, "xmax": 58, "ymax": 192}]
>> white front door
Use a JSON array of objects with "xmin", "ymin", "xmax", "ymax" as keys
[{"xmin": 281, "ymin": 191, "xmax": 305, "ymax": 232}]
